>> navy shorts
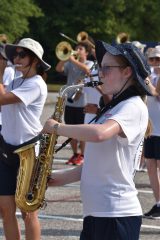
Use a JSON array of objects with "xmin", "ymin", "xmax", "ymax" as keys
[
  {"xmin": 80, "ymin": 216, "xmax": 142, "ymax": 240},
  {"xmin": 64, "ymin": 106, "xmax": 84, "ymax": 124},
  {"xmin": 144, "ymin": 136, "xmax": 160, "ymax": 159}
]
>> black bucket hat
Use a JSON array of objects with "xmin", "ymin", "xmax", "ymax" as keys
[{"xmin": 95, "ymin": 40, "xmax": 151, "ymax": 95}]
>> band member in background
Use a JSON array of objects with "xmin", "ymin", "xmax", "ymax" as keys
[
  {"xmin": 143, "ymin": 45, "xmax": 160, "ymax": 218},
  {"xmin": 0, "ymin": 38, "xmax": 50, "ymax": 240},
  {"xmin": 55, "ymin": 42, "xmax": 94, "ymax": 165},
  {"xmin": 42, "ymin": 41, "xmax": 151, "ymax": 240}
]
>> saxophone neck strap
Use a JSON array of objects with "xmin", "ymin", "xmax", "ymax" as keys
[{"xmin": 16, "ymin": 134, "xmax": 42, "ymax": 149}]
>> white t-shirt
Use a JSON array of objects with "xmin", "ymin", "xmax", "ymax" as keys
[
  {"xmin": 81, "ymin": 96, "xmax": 148, "ymax": 217},
  {"xmin": 1, "ymin": 75, "xmax": 47, "ymax": 145},
  {"xmin": 0, "ymin": 66, "xmax": 16, "ymax": 126},
  {"xmin": 147, "ymin": 76, "xmax": 160, "ymax": 136}
]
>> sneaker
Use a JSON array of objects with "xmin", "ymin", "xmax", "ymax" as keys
[
  {"xmin": 73, "ymin": 154, "xmax": 84, "ymax": 166},
  {"xmin": 143, "ymin": 204, "xmax": 160, "ymax": 219},
  {"xmin": 65, "ymin": 154, "xmax": 78, "ymax": 165}
]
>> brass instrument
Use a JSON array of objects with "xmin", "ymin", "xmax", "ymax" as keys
[
  {"xmin": 59, "ymin": 31, "xmax": 95, "ymax": 49},
  {"xmin": 55, "ymin": 41, "xmax": 78, "ymax": 61},
  {"xmin": 77, "ymin": 31, "xmax": 95, "ymax": 49},
  {"xmin": 14, "ymin": 81, "xmax": 102, "ymax": 212},
  {"xmin": 59, "ymin": 32, "xmax": 78, "ymax": 44},
  {"xmin": 116, "ymin": 32, "xmax": 130, "ymax": 44},
  {"xmin": 67, "ymin": 87, "xmax": 82, "ymax": 103},
  {"xmin": 0, "ymin": 33, "xmax": 8, "ymax": 43}
]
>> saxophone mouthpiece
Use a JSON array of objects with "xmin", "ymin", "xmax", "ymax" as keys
[{"xmin": 84, "ymin": 81, "xmax": 103, "ymax": 87}]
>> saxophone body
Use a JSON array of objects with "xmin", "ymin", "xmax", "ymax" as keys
[
  {"xmin": 14, "ymin": 80, "xmax": 101, "ymax": 212},
  {"xmin": 15, "ymin": 94, "xmax": 65, "ymax": 212}
]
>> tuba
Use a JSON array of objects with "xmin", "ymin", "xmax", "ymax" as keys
[
  {"xmin": 55, "ymin": 41, "xmax": 78, "ymax": 61},
  {"xmin": 14, "ymin": 81, "xmax": 102, "ymax": 212},
  {"xmin": 77, "ymin": 31, "xmax": 95, "ymax": 49},
  {"xmin": 0, "ymin": 33, "xmax": 8, "ymax": 44},
  {"xmin": 116, "ymin": 32, "xmax": 130, "ymax": 44}
]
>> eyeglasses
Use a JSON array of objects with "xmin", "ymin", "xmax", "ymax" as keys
[
  {"xmin": 99, "ymin": 65, "xmax": 127, "ymax": 75},
  {"xmin": 148, "ymin": 57, "xmax": 160, "ymax": 62},
  {"xmin": 13, "ymin": 50, "xmax": 28, "ymax": 59}
]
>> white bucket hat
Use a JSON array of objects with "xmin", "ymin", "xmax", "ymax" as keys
[
  {"xmin": 132, "ymin": 41, "xmax": 146, "ymax": 52},
  {"xmin": 4, "ymin": 38, "xmax": 51, "ymax": 71},
  {"xmin": 147, "ymin": 45, "xmax": 160, "ymax": 58}
]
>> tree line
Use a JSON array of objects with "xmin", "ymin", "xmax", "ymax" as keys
[{"xmin": 0, "ymin": 0, "xmax": 160, "ymax": 82}]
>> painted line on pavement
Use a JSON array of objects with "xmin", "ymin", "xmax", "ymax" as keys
[
  {"xmin": 16, "ymin": 212, "xmax": 160, "ymax": 230},
  {"xmin": 141, "ymin": 224, "xmax": 160, "ymax": 230},
  {"xmin": 138, "ymin": 189, "xmax": 152, "ymax": 194}
]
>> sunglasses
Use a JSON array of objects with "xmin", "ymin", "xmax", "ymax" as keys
[
  {"xmin": 99, "ymin": 65, "xmax": 127, "ymax": 75},
  {"xmin": 13, "ymin": 50, "xmax": 28, "ymax": 59}
]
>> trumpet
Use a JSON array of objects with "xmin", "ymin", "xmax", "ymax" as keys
[{"xmin": 55, "ymin": 41, "xmax": 78, "ymax": 61}]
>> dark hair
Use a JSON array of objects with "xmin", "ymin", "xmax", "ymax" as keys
[
  {"xmin": 21, "ymin": 48, "xmax": 45, "ymax": 77},
  {"xmin": 36, "ymin": 64, "xmax": 46, "ymax": 78},
  {"xmin": 76, "ymin": 42, "xmax": 91, "ymax": 54}
]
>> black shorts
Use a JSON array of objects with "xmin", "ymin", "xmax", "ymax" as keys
[
  {"xmin": 0, "ymin": 157, "xmax": 19, "ymax": 195},
  {"xmin": 64, "ymin": 106, "xmax": 84, "ymax": 125},
  {"xmin": 0, "ymin": 135, "xmax": 20, "ymax": 195},
  {"xmin": 144, "ymin": 136, "xmax": 160, "ymax": 159},
  {"xmin": 80, "ymin": 216, "xmax": 142, "ymax": 240},
  {"xmin": 0, "ymin": 134, "xmax": 40, "ymax": 195}
]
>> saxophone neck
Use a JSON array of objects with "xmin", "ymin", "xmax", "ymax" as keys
[
  {"xmin": 59, "ymin": 84, "xmax": 84, "ymax": 97},
  {"xmin": 59, "ymin": 80, "xmax": 103, "ymax": 97}
]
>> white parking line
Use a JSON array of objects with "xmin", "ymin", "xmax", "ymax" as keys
[
  {"xmin": 16, "ymin": 212, "xmax": 160, "ymax": 230},
  {"xmin": 138, "ymin": 189, "xmax": 153, "ymax": 194},
  {"xmin": 141, "ymin": 224, "xmax": 160, "ymax": 230}
]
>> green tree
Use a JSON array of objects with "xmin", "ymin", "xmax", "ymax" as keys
[
  {"xmin": 29, "ymin": 0, "xmax": 160, "ymax": 77},
  {"xmin": 32, "ymin": 0, "xmax": 160, "ymax": 44},
  {"xmin": 1, "ymin": 0, "xmax": 160, "ymax": 82},
  {"xmin": 0, "ymin": 0, "xmax": 43, "ymax": 42}
]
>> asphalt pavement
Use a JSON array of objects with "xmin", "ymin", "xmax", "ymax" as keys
[{"xmin": 0, "ymin": 92, "xmax": 159, "ymax": 240}]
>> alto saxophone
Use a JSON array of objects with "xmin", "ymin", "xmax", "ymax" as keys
[{"xmin": 14, "ymin": 80, "xmax": 101, "ymax": 212}]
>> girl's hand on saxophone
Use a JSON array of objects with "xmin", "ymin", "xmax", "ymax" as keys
[{"xmin": 42, "ymin": 119, "xmax": 60, "ymax": 135}]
